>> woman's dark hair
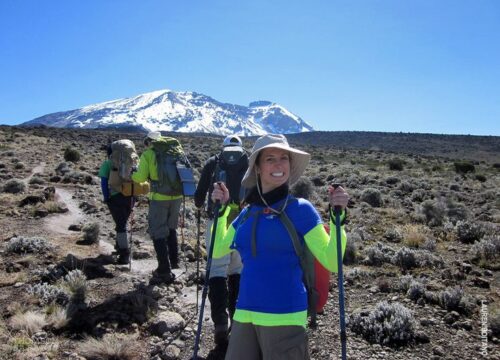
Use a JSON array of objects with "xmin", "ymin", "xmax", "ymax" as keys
[{"xmin": 106, "ymin": 145, "xmax": 112, "ymax": 157}]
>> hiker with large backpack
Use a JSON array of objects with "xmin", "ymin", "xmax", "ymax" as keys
[
  {"xmin": 132, "ymin": 131, "xmax": 186, "ymax": 285},
  {"xmin": 193, "ymin": 135, "xmax": 248, "ymax": 348},
  {"xmin": 98, "ymin": 140, "xmax": 140, "ymax": 264},
  {"xmin": 210, "ymin": 134, "xmax": 349, "ymax": 360}
]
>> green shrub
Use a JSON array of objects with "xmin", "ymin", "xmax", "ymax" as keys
[
  {"xmin": 420, "ymin": 199, "xmax": 446, "ymax": 227},
  {"xmin": 454, "ymin": 161, "xmax": 475, "ymax": 174},
  {"xmin": 2, "ymin": 178, "xmax": 26, "ymax": 194},
  {"xmin": 361, "ymin": 188, "xmax": 383, "ymax": 207},
  {"xmin": 475, "ymin": 174, "xmax": 487, "ymax": 182},
  {"xmin": 29, "ymin": 176, "xmax": 45, "ymax": 185},
  {"xmin": 290, "ymin": 177, "xmax": 316, "ymax": 200},
  {"xmin": 388, "ymin": 158, "xmax": 405, "ymax": 171},
  {"xmin": 82, "ymin": 222, "xmax": 100, "ymax": 244},
  {"xmin": 64, "ymin": 147, "xmax": 81, "ymax": 163}
]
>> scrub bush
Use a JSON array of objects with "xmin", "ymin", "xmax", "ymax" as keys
[
  {"xmin": 388, "ymin": 158, "xmax": 405, "ymax": 171},
  {"xmin": 407, "ymin": 281, "xmax": 425, "ymax": 301},
  {"xmin": 420, "ymin": 199, "xmax": 446, "ymax": 227},
  {"xmin": 360, "ymin": 188, "xmax": 383, "ymax": 207},
  {"xmin": 470, "ymin": 235, "xmax": 500, "ymax": 262},
  {"xmin": 350, "ymin": 301, "xmax": 416, "ymax": 347},
  {"xmin": 2, "ymin": 178, "xmax": 26, "ymax": 194},
  {"xmin": 365, "ymin": 243, "xmax": 394, "ymax": 266},
  {"xmin": 28, "ymin": 283, "xmax": 69, "ymax": 305},
  {"xmin": 64, "ymin": 147, "xmax": 80, "ymax": 163},
  {"xmin": 6, "ymin": 236, "xmax": 53, "ymax": 254},
  {"xmin": 456, "ymin": 220, "xmax": 485, "ymax": 243},
  {"xmin": 454, "ymin": 161, "xmax": 475, "ymax": 174},
  {"xmin": 392, "ymin": 247, "xmax": 418, "ymax": 270},
  {"xmin": 438, "ymin": 287, "xmax": 474, "ymax": 314},
  {"xmin": 82, "ymin": 222, "xmax": 100, "ymax": 244},
  {"xmin": 290, "ymin": 177, "xmax": 316, "ymax": 200}
]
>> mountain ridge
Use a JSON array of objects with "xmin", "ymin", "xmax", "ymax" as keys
[{"xmin": 22, "ymin": 89, "xmax": 314, "ymax": 136}]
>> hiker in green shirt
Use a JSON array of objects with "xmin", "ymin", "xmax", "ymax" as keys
[
  {"xmin": 132, "ymin": 131, "xmax": 184, "ymax": 285},
  {"xmin": 98, "ymin": 145, "xmax": 134, "ymax": 264}
]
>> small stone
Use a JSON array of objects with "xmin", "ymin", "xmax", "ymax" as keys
[{"xmin": 433, "ymin": 345, "xmax": 445, "ymax": 356}]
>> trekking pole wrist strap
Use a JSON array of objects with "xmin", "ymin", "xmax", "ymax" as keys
[
  {"xmin": 329, "ymin": 207, "xmax": 347, "ymax": 226},
  {"xmin": 217, "ymin": 204, "xmax": 231, "ymax": 218}
]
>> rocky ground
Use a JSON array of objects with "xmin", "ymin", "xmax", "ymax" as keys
[{"xmin": 0, "ymin": 126, "xmax": 498, "ymax": 360}]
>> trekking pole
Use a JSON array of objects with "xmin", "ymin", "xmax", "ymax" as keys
[
  {"xmin": 330, "ymin": 183, "xmax": 347, "ymax": 360},
  {"xmin": 195, "ymin": 209, "xmax": 201, "ymax": 314},
  {"xmin": 192, "ymin": 200, "xmax": 221, "ymax": 359},
  {"xmin": 181, "ymin": 196, "xmax": 188, "ymax": 274},
  {"xmin": 128, "ymin": 191, "xmax": 135, "ymax": 271}
]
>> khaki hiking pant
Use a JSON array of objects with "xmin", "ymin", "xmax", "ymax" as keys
[
  {"xmin": 225, "ymin": 321, "xmax": 309, "ymax": 360},
  {"xmin": 148, "ymin": 198, "xmax": 182, "ymax": 240}
]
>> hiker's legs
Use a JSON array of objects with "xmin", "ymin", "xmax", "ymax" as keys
[
  {"xmin": 107, "ymin": 194, "xmax": 133, "ymax": 263},
  {"xmin": 167, "ymin": 228, "xmax": 179, "ymax": 269},
  {"xmin": 227, "ymin": 273, "xmax": 240, "ymax": 321},
  {"xmin": 256, "ymin": 325, "xmax": 309, "ymax": 360},
  {"xmin": 165, "ymin": 198, "xmax": 182, "ymax": 269},
  {"xmin": 205, "ymin": 218, "xmax": 232, "ymax": 345},
  {"xmin": 227, "ymin": 251, "xmax": 242, "ymax": 322},
  {"xmin": 149, "ymin": 200, "xmax": 173, "ymax": 280},
  {"xmin": 225, "ymin": 321, "xmax": 261, "ymax": 360},
  {"xmin": 208, "ymin": 277, "xmax": 229, "ymax": 346}
]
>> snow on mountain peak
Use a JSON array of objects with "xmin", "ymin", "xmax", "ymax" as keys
[{"xmin": 23, "ymin": 89, "xmax": 315, "ymax": 136}]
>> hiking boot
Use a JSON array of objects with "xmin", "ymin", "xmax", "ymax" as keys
[
  {"xmin": 208, "ymin": 277, "xmax": 229, "ymax": 325},
  {"xmin": 167, "ymin": 229, "xmax": 179, "ymax": 269},
  {"xmin": 214, "ymin": 324, "xmax": 229, "ymax": 347},
  {"xmin": 151, "ymin": 270, "xmax": 175, "ymax": 285},
  {"xmin": 117, "ymin": 249, "xmax": 130, "ymax": 265},
  {"xmin": 152, "ymin": 237, "xmax": 172, "ymax": 274}
]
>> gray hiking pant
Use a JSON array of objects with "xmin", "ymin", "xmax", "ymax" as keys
[
  {"xmin": 148, "ymin": 198, "xmax": 182, "ymax": 240},
  {"xmin": 225, "ymin": 321, "xmax": 309, "ymax": 360},
  {"xmin": 205, "ymin": 218, "xmax": 242, "ymax": 278}
]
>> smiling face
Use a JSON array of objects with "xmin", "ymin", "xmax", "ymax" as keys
[{"xmin": 256, "ymin": 147, "xmax": 291, "ymax": 193}]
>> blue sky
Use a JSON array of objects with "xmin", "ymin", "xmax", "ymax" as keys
[{"xmin": 1, "ymin": 0, "xmax": 499, "ymax": 135}]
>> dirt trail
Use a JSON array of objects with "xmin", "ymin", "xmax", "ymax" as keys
[
  {"xmin": 22, "ymin": 161, "xmax": 46, "ymax": 185},
  {"xmin": 45, "ymin": 187, "xmax": 84, "ymax": 235}
]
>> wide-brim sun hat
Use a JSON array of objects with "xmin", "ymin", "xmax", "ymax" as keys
[{"xmin": 241, "ymin": 134, "xmax": 310, "ymax": 189}]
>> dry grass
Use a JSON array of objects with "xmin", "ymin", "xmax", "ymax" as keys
[
  {"xmin": 9, "ymin": 310, "xmax": 47, "ymax": 335},
  {"xmin": 45, "ymin": 305, "xmax": 69, "ymax": 330},
  {"xmin": 78, "ymin": 333, "xmax": 141, "ymax": 360},
  {"xmin": 0, "ymin": 271, "xmax": 26, "ymax": 287},
  {"xmin": 402, "ymin": 224, "xmax": 429, "ymax": 248}
]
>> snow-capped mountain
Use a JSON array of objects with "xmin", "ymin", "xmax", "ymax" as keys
[{"xmin": 23, "ymin": 89, "xmax": 314, "ymax": 136}]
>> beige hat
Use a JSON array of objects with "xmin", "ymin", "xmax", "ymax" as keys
[{"xmin": 241, "ymin": 134, "xmax": 310, "ymax": 189}]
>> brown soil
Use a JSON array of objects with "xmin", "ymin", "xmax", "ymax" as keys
[{"xmin": 0, "ymin": 126, "xmax": 498, "ymax": 360}]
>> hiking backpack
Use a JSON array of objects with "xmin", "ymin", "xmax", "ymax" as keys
[
  {"xmin": 151, "ymin": 137, "xmax": 186, "ymax": 196},
  {"xmin": 214, "ymin": 146, "xmax": 248, "ymax": 205},
  {"xmin": 108, "ymin": 139, "xmax": 139, "ymax": 193}
]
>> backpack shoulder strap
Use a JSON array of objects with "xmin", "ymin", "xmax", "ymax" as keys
[{"xmin": 279, "ymin": 202, "xmax": 318, "ymax": 327}]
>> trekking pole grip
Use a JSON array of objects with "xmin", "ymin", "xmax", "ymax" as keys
[{"xmin": 330, "ymin": 183, "xmax": 343, "ymax": 216}]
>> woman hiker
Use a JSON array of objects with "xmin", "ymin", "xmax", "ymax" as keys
[
  {"xmin": 210, "ymin": 133, "xmax": 349, "ymax": 359},
  {"xmin": 98, "ymin": 144, "xmax": 134, "ymax": 264}
]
